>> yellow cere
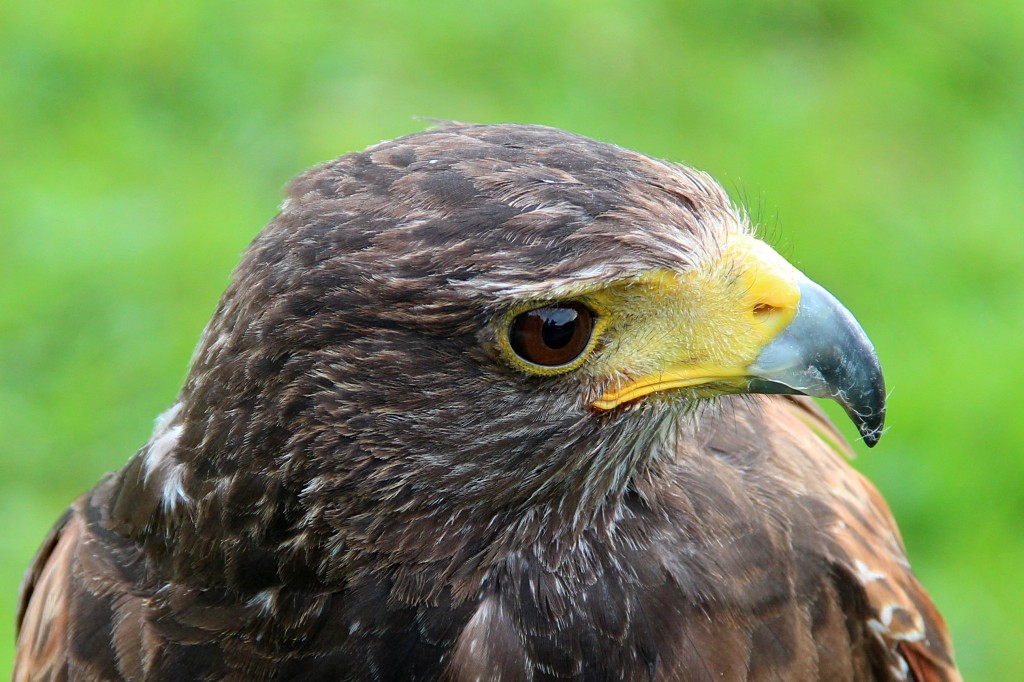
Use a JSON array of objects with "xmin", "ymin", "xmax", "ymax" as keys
[{"xmin": 589, "ymin": 235, "xmax": 803, "ymax": 410}]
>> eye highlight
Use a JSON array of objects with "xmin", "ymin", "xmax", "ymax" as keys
[{"xmin": 509, "ymin": 303, "xmax": 595, "ymax": 368}]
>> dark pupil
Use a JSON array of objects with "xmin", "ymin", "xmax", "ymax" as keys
[
  {"xmin": 509, "ymin": 302, "xmax": 594, "ymax": 368},
  {"xmin": 540, "ymin": 308, "xmax": 578, "ymax": 349}
]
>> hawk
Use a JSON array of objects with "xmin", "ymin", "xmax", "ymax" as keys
[{"xmin": 14, "ymin": 123, "xmax": 959, "ymax": 681}]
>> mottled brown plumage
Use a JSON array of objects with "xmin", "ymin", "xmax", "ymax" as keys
[{"xmin": 15, "ymin": 123, "xmax": 958, "ymax": 681}]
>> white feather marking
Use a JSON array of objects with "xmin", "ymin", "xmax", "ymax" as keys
[
  {"xmin": 854, "ymin": 559, "xmax": 886, "ymax": 584},
  {"xmin": 144, "ymin": 424, "xmax": 183, "ymax": 479},
  {"xmin": 153, "ymin": 402, "xmax": 183, "ymax": 433},
  {"xmin": 160, "ymin": 461, "xmax": 190, "ymax": 513},
  {"xmin": 140, "ymin": 402, "xmax": 192, "ymax": 512},
  {"xmin": 867, "ymin": 618, "xmax": 887, "ymax": 635},
  {"xmin": 249, "ymin": 589, "xmax": 277, "ymax": 614}
]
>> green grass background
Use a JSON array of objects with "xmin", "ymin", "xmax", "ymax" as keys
[{"xmin": 2, "ymin": 0, "xmax": 1021, "ymax": 678}]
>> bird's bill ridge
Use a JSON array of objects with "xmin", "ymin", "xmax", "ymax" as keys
[{"xmin": 591, "ymin": 235, "xmax": 886, "ymax": 446}]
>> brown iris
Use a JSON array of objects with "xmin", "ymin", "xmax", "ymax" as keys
[{"xmin": 509, "ymin": 303, "xmax": 595, "ymax": 367}]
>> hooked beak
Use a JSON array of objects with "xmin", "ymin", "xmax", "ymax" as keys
[{"xmin": 747, "ymin": 276, "xmax": 886, "ymax": 446}]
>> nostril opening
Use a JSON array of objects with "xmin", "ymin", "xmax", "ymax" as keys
[{"xmin": 753, "ymin": 303, "xmax": 776, "ymax": 317}]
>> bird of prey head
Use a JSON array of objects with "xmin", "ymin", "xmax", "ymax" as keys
[{"xmin": 15, "ymin": 123, "xmax": 958, "ymax": 681}]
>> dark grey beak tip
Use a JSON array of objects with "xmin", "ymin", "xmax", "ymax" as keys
[
  {"xmin": 837, "ymin": 328, "xmax": 887, "ymax": 447},
  {"xmin": 852, "ymin": 405, "xmax": 885, "ymax": 448}
]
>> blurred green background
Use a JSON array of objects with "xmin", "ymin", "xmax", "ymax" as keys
[{"xmin": 2, "ymin": 0, "xmax": 1021, "ymax": 678}]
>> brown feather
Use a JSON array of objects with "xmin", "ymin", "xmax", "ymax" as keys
[
  {"xmin": 14, "ymin": 506, "xmax": 79, "ymax": 681},
  {"xmin": 775, "ymin": 397, "xmax": 961, "ymax": 682}
]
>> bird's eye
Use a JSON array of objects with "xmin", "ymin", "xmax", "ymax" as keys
[{"xmin": 509, "ymin": 303, "xmax": 595, "ymax": 368}]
